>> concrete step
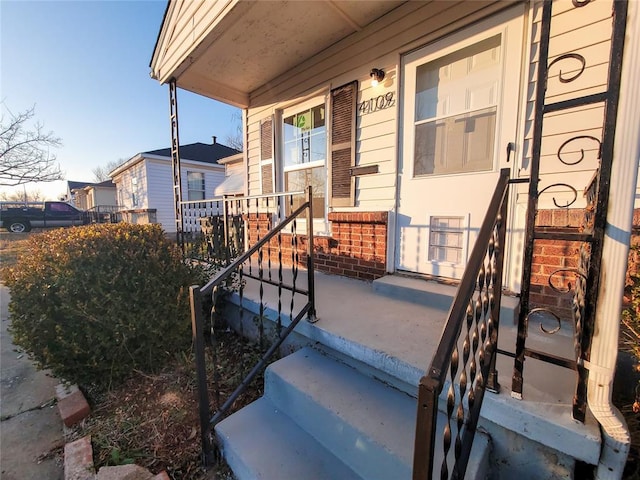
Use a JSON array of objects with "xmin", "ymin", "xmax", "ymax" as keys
[
  {"xmin": 263, "ymin": 347, "xmax": 491, "ymax": 480},
  {"xmin": 215, "ymin": 397, "xmax": 363, "ymax": 480},
  {"xmin": 372, "ymin": 274, "xmax": 520, "ymax": 324}
]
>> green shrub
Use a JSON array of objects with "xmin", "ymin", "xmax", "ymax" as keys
[{"xmin": 4, "ymin": 223, "xmax": 199, "ymax": 388}]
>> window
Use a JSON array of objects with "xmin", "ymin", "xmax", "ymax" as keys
[
  {"xmin": 131, "ymin": 176, "xmax": 139, "ymax": 207},
  {"xmin": 413, "ymin": 35, "xmax": 501, "ymax": 176},
  {"xmin": 282, "ymin": 101, "xmax": 327, "ymax": 218},
  {"xmin": 187, "ymin": 171, "xmax": 205, "ymax": 201},
  {"xmin": 49, "ymin": 203, "xmax": 76, "ymax": 213},
  {"xmin": 429, "ymin": 216, "xmax": 465, "ymax": 264}
]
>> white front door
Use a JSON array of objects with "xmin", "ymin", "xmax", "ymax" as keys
[{"xmin": 396, "ymin": 9, "xmax": 523, "ymax": 278}]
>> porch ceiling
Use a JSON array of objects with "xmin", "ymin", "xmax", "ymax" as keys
[{"xmin": 151, "ymin": 0, "xmax": 405, "ymax": 108}]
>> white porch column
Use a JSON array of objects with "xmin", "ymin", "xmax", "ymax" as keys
[{"xmin": 589, "ymin": 2, "xmax": 640, "ymax": 479}]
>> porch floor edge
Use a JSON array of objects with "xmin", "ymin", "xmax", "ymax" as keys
[{"xmin": 224, "ymin": 270, "xmax": 601, "ymax": 466}]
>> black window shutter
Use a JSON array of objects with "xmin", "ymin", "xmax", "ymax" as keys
[
  {"xmin": 330, "ymin": 81, "xmax": 358, "ymax": 207},
  {"xmin": 260, "ymin": 117, "xmax": 274, "ymax": 194}
]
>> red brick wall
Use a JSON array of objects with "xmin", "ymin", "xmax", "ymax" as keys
[
  {"xmin": 245, "ymin": 211, "xmax": 388, "ymax": 281},
  {"xmin": 243, "ymin": 206, "xmax": 639, "ymax": 301},
  {"xmin": 531, "ymin": 208, "xmax": 640, "ymax": 319}
]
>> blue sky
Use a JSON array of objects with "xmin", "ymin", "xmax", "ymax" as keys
[{"xmin": 0, "ymin": 0, "xmax": 240, "ymax": 200}]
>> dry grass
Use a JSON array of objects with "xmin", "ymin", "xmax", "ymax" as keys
[
  {"xmin": 0, "ymin": 232, "xmax": 31, "ymax": 274},
  {"xmin": 68, "ymin": 330, "xmax": 269, "ymax": 480}
]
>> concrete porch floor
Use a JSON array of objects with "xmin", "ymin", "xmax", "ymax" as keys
[{"xmin": 229, "ymin": 266, "xmax": 602, "ymax": 466}]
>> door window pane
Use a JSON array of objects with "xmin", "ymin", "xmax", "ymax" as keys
[
  {"xmin": 414, "ymin": 35, "xmax": 501, "ymax": 177},
  {"xmin": 415, "ymin": 106, "xmax": 496, "ymax": 175}
]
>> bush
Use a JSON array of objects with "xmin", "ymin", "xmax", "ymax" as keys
[{"xmin": 4, "ymin": 223, "xmax": 199, "ymax": 388}]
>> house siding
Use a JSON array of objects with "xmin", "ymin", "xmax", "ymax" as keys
[
  {"xmin": 113, "ymin": 160, "xmax": 148, "ymax": 210},
  {"xmin": 113, "ymin": 157, "xmax": 225, "ymax": 234},
  {"xmin": 152, "ymin": 0, "xmax": 235, "ymax": 84},
  {"xmin": 241, "ymin": 1, "xmax": 511, "ymax": 283},
  {"xmin": 509, "ymin": 0, "xmax": 627, "ymax": 316},
  {"xmin": 145, "ymin": 159, "xmax": 176, "ymax": 232},
  {"xmin": 146, "ymin": 158, "xmax": 225, "ymax": 234},
  {"xmin": 245, "ymin": 1, "xmax": 509, "ymax": 209},
  {"xmin": 89, "ymin": 187, "xmax": 117, "ymax": 208}
]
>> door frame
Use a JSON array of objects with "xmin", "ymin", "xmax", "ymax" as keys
[{"xmin": 393, "ymin": 6, "xmax": 526, "ymax": 282}]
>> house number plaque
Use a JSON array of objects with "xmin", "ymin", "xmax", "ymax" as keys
[{"xmin": 358, "ymin": 92, "xmax": 395, "ymax": 115}]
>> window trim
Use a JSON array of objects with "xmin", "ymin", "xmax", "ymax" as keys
[
  {"xmin": 186, "ymin": 171, "xmax": 206, "ymax": 201},
  {"xmin": 277, "ymin": 94, "xmax": 330, "ymax": 232},
  {"xmin": 403, "ymin": 22, "xmax": 511, "ymax": 181}
]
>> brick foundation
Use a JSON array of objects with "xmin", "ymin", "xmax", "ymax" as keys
[
  {"xmin": 243, "ymin": 206, "xmax": 639, "ymax": 304},
  {"xmin": 246, "ymin": 211, "xmax": 388, "ymax": 281},
  {"xmin": 531, "ymin": 208, "xmax": 640, "ymax": 319}
]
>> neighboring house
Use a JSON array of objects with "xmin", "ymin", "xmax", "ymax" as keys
[
  {"xmin": 150, "ymin": 1, "xmax": 639, "ymax": 479},
  {"xmin": 214, "ymin": 153, "xmax": 245, "ymax": 197},
  {"xmin": 66, "ymin": 180, "xmax": 117, "ymax": 210},
  {"xmin": 109, "ymin": 140, "xmax": 240, "ymax": 233}
]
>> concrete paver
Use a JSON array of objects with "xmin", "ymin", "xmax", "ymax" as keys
[{"xmin": 1, "ymin": 284, "xmax": 64, "ymax": 479}]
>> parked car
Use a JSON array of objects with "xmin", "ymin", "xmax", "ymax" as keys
[{"xmin": 0, "ymin": 201, "xmax": 90, "ymax": 233}]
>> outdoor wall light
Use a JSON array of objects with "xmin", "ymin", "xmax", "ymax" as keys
[{"xmin": 370, "ymin": 68, "xmax": 385, "ymax": 87}]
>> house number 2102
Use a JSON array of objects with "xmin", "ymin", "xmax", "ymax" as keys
[{"xmin": 358, "ymin": 92, "xmax": 395, "ymax": 115}]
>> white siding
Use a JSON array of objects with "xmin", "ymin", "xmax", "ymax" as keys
[
  {"xmin": 113, "ymin": 160, "xmax": 148, "ymax": 210},
  {"xmin": 244, "ymin": 1, "xmax": 508, "ymax": 211},
  {"xmin": 90, "ymin": 188, "xmax": 117, "ymax": 208},
  {"xmin": 519, "ymin": 0, "xmax": 614, "ymax": 210},
  {"xmin": 145, "ymin": 160, "xmax": 175, "ymax": 232},
  {"xmin": 146, "ymin": 158, "xmax": 225, "ymax": 234},
  {"xmin": 114, "ymin": 157, "xmax": 225, "ymax": 234},
  {"xmin": 152, "ymin": 0, "xmax": 236, "ymax": 84}
]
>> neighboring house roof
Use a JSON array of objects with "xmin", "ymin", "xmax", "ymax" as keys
[
  {"xmin": 143, "ymin": 142, "xmax": 239, "ymax": 165},
  {"xmin": 94, "ymin": 180, "xmax": 116, "ymax": 188},
  {"xmin": 67, "ymin": 180, "xmax": 93, "ymax": 191},
  {"xmin": 109, "ymin": 141, "xmax": 240, "ymax": 178},
  {"xmin": 67, "ymin": 180, "xmax": 116, "ymax": 192}
]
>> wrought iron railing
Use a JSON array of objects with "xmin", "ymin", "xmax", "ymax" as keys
[
  {"xmin": 85, "ymin": 205, "xmax": 121, "ymax": 223},
  {"xmin": 413, "ymin": 169, "xmax": 510, "ymax": 480},
  {"xmin": 179, "ymin": 190, "xmax": 307, "ymax": 264},
  {"xmin": 188, "ymin": 187, "xmax": 316, "ymax": 464},
  {"xmin": 510, "ymin": 0, "xmax": 627, "ymax": 422}
]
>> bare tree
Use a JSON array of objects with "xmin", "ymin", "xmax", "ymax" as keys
[
  {"xmin": 224, "ymin": 111, "xmax": 244, "ymax": 151},
  {"xmin": 0, "ymin": 105, "xmax": 63, "ymax": 186},
  {"xmin": 92, "ymin": 159, "xmax": 122, "ymax": 182},
  {"xmin": 0, "ymin": 188, "xmax": 43, "ymax": 203}
]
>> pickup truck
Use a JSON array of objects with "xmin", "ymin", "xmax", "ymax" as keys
[{"xmin": 0, "ymin": 201, "xmax": 89, "ymax": 233}]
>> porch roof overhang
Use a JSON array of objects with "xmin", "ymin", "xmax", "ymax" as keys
[{"xmin": 150, "ymin": 0, "xmax": 405, "ymax": 108}]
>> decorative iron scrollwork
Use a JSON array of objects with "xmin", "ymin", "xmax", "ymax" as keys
[
  {"xmin": 557, "ymin": 135, "xmax": 602, "ymax": 165},
  {"xmin": 537, "ymin": 182, "xmax": 578, "ymax": 208},
  {"xmin": 548, "ymin": 267, "xmax": 588, "ymax": 293},
  {"xmin": 548, "ymin": 53, "xmax": 587, "ymax": 84},
  {"xmin": 526, "ymin": 307, "xmax": 563, "ymax": 334}
]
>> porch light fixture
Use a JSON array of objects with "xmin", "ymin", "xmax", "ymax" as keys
[{"xmin": 370, "ymin": 68, "xmax": 385, "ymax": 87}]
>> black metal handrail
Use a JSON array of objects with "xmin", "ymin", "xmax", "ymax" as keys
[
  {"xmin": 413, "ymin": 168, "xmax": 510, "ymax": 480},
  {"xmin": 189, "ymin": 186, "xmax": 316, "ymax": 464}
]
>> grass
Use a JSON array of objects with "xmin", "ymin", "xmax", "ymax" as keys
[
  {"xmin": 67, "ymin": 330, "xmax": 269, "ymax": 479},
  {"xmin": 0, "ymin": 232, "xmax": 31, "ymax": 274}
]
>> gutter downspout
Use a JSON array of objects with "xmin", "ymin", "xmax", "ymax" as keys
[{"xmin": 589, "ymin": 2, "xmax": 639, "ymax": 478}]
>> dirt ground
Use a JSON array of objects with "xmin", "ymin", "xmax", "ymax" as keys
[{"xmin": 66, "ymin": 330, "xmax": 267, "ymax": 480}]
